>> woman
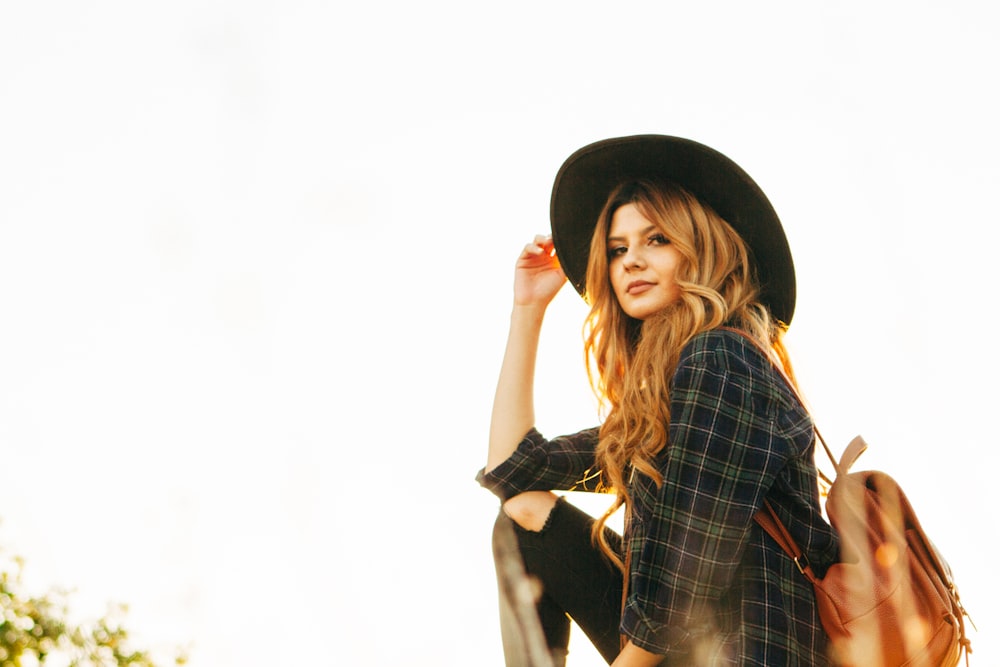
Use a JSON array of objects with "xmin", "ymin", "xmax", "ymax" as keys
[{"xmin": 479, "ymin": 136, "xmax": 839, "ymax": 666}]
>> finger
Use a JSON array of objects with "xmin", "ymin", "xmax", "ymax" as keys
[
  {"xmin": 535, "ymin": 234, "xmax": 557, "ymax": 255},
  {"xmin": 521, "ymin": 235, "xmax": 551, "ymax": 256},
  {"xmin": 521, "ymin": 242, "xmax": 544, "ymax": 257}
]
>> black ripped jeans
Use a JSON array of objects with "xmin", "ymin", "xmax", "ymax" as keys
[{"xmin": 493, "ymin": 496, "xmax": 625, "ymax": 665}]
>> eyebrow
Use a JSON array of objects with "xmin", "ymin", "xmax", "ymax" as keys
[{"xmin": 607, "ymin": 224, "xmax": 658, "ymax": 244}]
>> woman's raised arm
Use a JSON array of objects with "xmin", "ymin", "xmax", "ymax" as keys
[{"xmin": 485, "ymin": 235, "xmax": 566, "ymax": 473}]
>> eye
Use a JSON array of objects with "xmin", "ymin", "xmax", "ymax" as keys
[
  {"xmin": 648, "ymin": 233, "xmax": 670, "ymax": 245},
  {"xmin": 607, "ymin": 244, "xmax": 627, "ymax": 259}
]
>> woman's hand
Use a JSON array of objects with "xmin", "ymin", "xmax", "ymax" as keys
[
  {"xmin": 513, "ymin": 235, "xmax": 566, "ymax": 309},
  {"xmin": 611, "ymin": 641, "xmax": 664, "ymax": 667}
]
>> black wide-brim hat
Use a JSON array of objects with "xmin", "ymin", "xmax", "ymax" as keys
[{"xmin": 550, "ymin": 135, "xmax": 796, "ymax": 326}]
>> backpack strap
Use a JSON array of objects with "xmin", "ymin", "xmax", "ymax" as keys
[
  {"xmin": 754, "ymin": 500, "xmax": 820, "ymax": 585},
  {"xmin": 714, "ymin": 327, "xmax": 851, "ymax": 568},
  {"xmin": 717, "ymin": 326, "xmax": 845, "ymax": 477}
]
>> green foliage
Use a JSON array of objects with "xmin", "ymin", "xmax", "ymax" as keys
[{"xmin": 1, "ymin": 550, "xmax": 186, "ymax": 667}]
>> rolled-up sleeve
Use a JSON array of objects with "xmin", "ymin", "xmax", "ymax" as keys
[
  {"xmin": 476, "ymin": 427, "xmax": 603, "ymax": 501},
  {"xmin": 621, "ymin": 334, "xmax": 798, "ymax": 656}
]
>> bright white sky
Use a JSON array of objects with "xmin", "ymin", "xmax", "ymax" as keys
[{"xmin": 0, "ymin": 2, "xmax": 995, "ymax": 666}]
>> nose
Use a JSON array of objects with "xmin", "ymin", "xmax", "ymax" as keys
[{"xmin": 622, "ymin": 245, "xmax": 645, "ymax": 270}]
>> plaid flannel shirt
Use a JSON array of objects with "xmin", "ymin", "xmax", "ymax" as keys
[{"xmin": 479, "ymin": 329, "xmax": 839, "ymax": 665}]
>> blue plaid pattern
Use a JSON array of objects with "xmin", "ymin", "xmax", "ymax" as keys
[{"xmin": 479, "ymin": 329, "xmax": 839, "ymax": 665}]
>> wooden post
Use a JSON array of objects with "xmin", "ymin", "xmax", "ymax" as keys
[{"xmin": 492, "ymin": 514, "xmax": 556, "ymax": 667}]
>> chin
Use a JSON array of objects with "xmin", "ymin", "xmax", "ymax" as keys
[
  {"xmin": 621, "ymin": 295, "xmax": 680, "ymax": 321},
  {"xmin": 622, "ymin": 300, "xmax": 672, "ymax": 321},
  {"xmin": 622, "ymin": 306, "xmax": 658, "ymax": 321}
]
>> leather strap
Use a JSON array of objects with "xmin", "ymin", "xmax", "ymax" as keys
[
  {"xmin": 716, "ymin": 327, "xmax": 858, "ymax": 574},
  {"xmin": 753, "ymin": 500, "xmax": 820, "ymax": 584},
  {"xmin": 718, "ymin": 327, "xmax": 841, "ymax": 474}
]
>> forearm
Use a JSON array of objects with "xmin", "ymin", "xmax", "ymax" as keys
[{"xmin": 485, "ymin": 304, "xmax": 546, "ymax": 472}]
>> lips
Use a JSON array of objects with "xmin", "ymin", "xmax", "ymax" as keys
[{"xmin": 626, "ymin": 280, "xmax": 654, "ymax": 295}]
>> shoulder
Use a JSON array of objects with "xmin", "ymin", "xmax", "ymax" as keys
[
  {"xmin": 678, "ymin": 328, "xmax": 770, "ymax": 375},
  {"xmin": 676, "ymin": 328, "xmax": 803, "ymax": 418}
]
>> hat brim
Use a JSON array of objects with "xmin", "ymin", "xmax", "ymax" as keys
[{"xmin": 550, "ymin": 135, "xmax": 796, "ymax": 326}]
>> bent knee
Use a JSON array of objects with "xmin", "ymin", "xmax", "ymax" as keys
[{"xmin": 502, "ymin": 491, "xmax": 559, "ymax": 532}]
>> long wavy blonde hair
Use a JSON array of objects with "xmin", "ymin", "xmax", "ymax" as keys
[{"xmin": 583, "ymin": 180, "xmax": 796, "ymax": 569}]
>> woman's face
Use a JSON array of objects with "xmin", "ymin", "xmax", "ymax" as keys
[{"xmin": 607, "ymin": 203, "xmax": 683, "ymax": 320}]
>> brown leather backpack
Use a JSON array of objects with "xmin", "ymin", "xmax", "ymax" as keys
[
  {"xmin": 756, "ymin": 434, "xmax": 974, "ymax": 666},
  {"xmin": 720, "ymin": 327, "xmax": 975, "ymax": 665}
]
